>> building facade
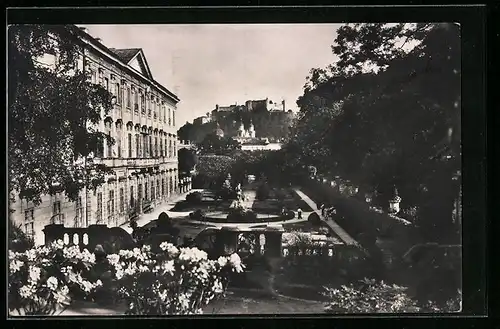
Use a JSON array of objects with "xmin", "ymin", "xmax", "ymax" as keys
[{"xmin": 10, "ymin": 26, "xmax": 185, "ymax": 245}]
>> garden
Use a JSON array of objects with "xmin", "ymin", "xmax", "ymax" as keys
[
  {"xmin": 8, "ymin": 238, "xmax": 245, "ymax": 316},
  {"xmin": 168, "ymin": 174, "xmax": 312, "ymax": 225}
]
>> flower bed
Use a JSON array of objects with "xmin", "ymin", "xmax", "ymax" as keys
[
  {"xmin": 8, "ymin": 241, "xmax": 103, "ymax": 316},
  {"xmin": 252, "ymin": 188, "xmax": 312, "ymax": 215},
  {"xmin": 9, "ymin": 240, "xmax": 245, "ymax": 316}
]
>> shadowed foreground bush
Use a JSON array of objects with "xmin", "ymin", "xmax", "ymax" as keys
[{"xmin": 323, "ymin": 278, "xmax": 461, "ymax": 313}]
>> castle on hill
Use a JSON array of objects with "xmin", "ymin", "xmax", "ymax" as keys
[{"xmin": 189, "ymin": 97, "xmax": 294, "ymax": 144}]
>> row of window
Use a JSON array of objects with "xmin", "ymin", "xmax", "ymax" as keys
[
  {"xmin": 95, "ymin": 176, "xmax": 177, "ymax": 224},
  {"xmin": 23, "ymin": 198, "xmax": 81, "ymax": 238},
  {"xmin": 97, "ymin": 131, "xmax": 177, "ymax": 159},
  {"xmin": 23, "ymin": 173, "xmax": 179, "ymax": 236},
  {"xmin": 90, "ymin": 68, "xmax": 176, "ymax": 127}
]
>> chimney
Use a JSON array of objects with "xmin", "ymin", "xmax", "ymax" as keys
[
  {"xmin": 282, "ymin": 100, "xmax": 286, "ymax": 112},
  {"xmin": 216, "ymin": 104, "xmax": 219, "ymax": 110}
]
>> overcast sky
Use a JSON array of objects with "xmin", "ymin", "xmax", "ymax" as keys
[{"xmin": 82, "ymin": 24, "xmax": 340, "ymax": 125}]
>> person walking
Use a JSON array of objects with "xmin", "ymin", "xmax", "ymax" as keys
[
  {"xmin": 297, "ymin": 208, "xmax": 302, "ymax": 219},
  {"xmin": 320, "ymin": 203, "xmax": 325, "ymax": 217}
]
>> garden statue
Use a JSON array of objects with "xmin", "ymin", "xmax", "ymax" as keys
[
  {"xmin": 235, "ymin": 183, "xmax": 243, "ymax": 201},
  {"xmin": 388, "ymin": 187, "xmax": 402, "ymax": 214}
]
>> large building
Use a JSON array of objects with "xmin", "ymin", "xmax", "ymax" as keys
[{"xmin": 10, "ymin": 26, "xmax": 184, "ymax": 245}]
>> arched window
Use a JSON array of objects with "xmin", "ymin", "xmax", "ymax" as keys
[{"xmin": 135, "ymin": 133, "xmax": 140, "ymax": 158}]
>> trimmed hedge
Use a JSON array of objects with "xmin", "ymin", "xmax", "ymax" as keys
[
  {"xmin": 189, "ymin": 209, "xmax": 206, "ymax": 220},
  {"xmin": 300, "ymin": 178, "xmax": 418, "ymax": 258},
  {"xmin": 227, "ymin": 208, "xmax": 258, "ymax": 223},
  {"xmin": 186, "ymin": 191, "xmax": 203, "ymax": 204},
  {"xmin": 256, "ymin": 184, "xmax": 271, "ymax": 201}
]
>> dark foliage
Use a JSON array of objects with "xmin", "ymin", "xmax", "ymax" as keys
[
  {"xmin": 9, "ymin": 25, "xmax": 115, "ymax": 204},
  {"xmin": 227, "ymin": 208, "xmax": 258, "ymax": 223},
  {"xmin": 189, "ymin": 209, "xmax": 206, "ymax": 220},
  {"xmin": 186, "ymin": 191, "xmax": 203, "ymax": 204},
  {"xmin": 256, "ymin": 183, "xmax": 271, "ymax": 201},
  {"xmin": 8, "ymin": 217, "xmax": 35, "ymax": 252}
]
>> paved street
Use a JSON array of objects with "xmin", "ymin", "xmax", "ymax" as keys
[{"xmin": 119, "ymin": 189, "xmax": 205, "ymax": 234}]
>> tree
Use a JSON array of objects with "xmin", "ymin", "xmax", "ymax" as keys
[
  {"xmin": 177, "ymin": 148, "xmax": 197, "ymax": 174},
  {"xmin": 195, "ymin": 155, "xmax": 235, "ymax": 187},
  {"xmin": 9, "ymin": 25, "xmax": 114, "ymax": 205},
  {"xmin": 197, "ymin": 132, "xmax": 241, "ymax": 155},
  {"xmin": 291, "ymin": 23, "xmax": 460, "ymax": 240},
  {"xmin": 177, "ymin": 122, "xmax": 194, "ymax": 142}
]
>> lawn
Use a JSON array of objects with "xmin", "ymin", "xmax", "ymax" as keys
[{"xmin": 252, "ymin": 188, "xmax": 312, "ymax": 215}]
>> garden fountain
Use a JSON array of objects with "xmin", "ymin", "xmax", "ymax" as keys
[{"xmin": 229, "ymin": 183, "xmax": 246, "ymax": 210}]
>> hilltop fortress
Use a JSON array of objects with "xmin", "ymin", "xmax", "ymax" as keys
[{"xmin": 185, "ymin": 98, "xmax": 295, "ymax": 144}]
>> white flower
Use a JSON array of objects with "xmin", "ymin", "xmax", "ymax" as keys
[
  {"xmin": 124, "ymin": 264, "xmax": 137, "ymax": 276},
  {"xmin": 212, "ymin": 280, "xmax": 224, "ymax": 294},
  {"xmin": 178, "ymin": 293, "xmax": 190, "ymax": 310},
  {"xmin": 158, "ymin": 289, "xmax": 169, "ymax": 302},
  {"xmin": 161, "ymin": 260, "xmax": 175, "ymax": 275},
  {"xmin": 119, "ymin": 249, "xmax": 134, "ymax": 259},
  {"xmin": 28, "ymin": 265, "xmax": 41, "ymax": 283},
  {"xmin": 160, "ymin": 242, "xmax": 179, "ymax": 257},
  {"xmin": 26, "ymin": 249, "xmax": 37, "ymax": 261},
  {"xmin": 228, "ymin": 253, "xmax": 245, "ymax": 272},
  {"xmin": 63, "ymin": 246, "xmax": 80, "ymax": 259},
  {"xmin": 141, "ymin": 244, "xmax": 152, "ymax": 253},
  {"xmin": 178, "ymin": 247, "xmax": 207, "ymax": 263},
  {"xmin": 217, "ymin": 256, "xmax": 228, "ymax": 268},
  {"xmin": 138, "ymin": 265, "xmax": 149, "ymax": 273},
  {"xmin": 52, "ymin": 240, "xmax": 65, "ymax": 250},
  {"xmin": 9, "ymin": 259, "xmax": 23, "ymax": 274},
  {"xmin": 78, "ymin": 249, "xmax": 96, "ymax": 264},
  {"xmin": 115, "ymin": 268, "xmax": 124, "ymax": 280},
  {"xmin": 94, "ymin": 279, "xmax": 103, "ymax": 287},
  {"xmin": 66, "ymin": 270, "xmax": 83, "ymax": 284},
  {"xmin": 47, "ymin": 276, "xmax": 58, "ymax": 291},
  {"xmin": 37, "ymin": 246, "xmax": 50, "ymax": 256},
  {"xmin": 107, "ymin": 254, "xmax": 120, "ymax": 266},
  {"xmin": 81, "ymin": 280, "xmax": 94, "ymax": 293},
  {"xmin": 19, "ymin": 285, "xmax": 33, "ymax": 299}
]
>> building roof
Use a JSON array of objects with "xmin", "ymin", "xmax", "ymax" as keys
[
  {"xmin": 109, "ymin": 48, "xmax": 142, "ymax": 63},
  {"xmin": 72, "ymin": 26, "xmax": 179, "ymax": 103}
]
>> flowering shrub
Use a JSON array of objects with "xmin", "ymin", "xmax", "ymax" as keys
[
  {"xmin": 323, "ymin": 278, "xmax": 419, "ymax": 313},
  {"xmin": 282, "ymin": 232, "xmax": 324, "ymax": 248},
  {"xmin": 106, "ymin": 242, "xmax": 245, "ymax": 315},
  {"xmin": 421, "ymin": 289, "xmax": 462, "ymax": 312},
  {"xmin": 9, "ymin": 241, "xmax": 103, "ymax": 316}
]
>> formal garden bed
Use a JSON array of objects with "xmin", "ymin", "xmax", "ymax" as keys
[
  {"xmin": 168, "ymin": 182, "xmax": 311, "ymax": 225},
  {"xmin": 252, "ymin": 187, "xmax": 312, "ymax": 215}
]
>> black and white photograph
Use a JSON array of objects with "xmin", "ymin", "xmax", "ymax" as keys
[{"xmin": 7, "ymin": 12, "xmax": 469, "ymax": 317}]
